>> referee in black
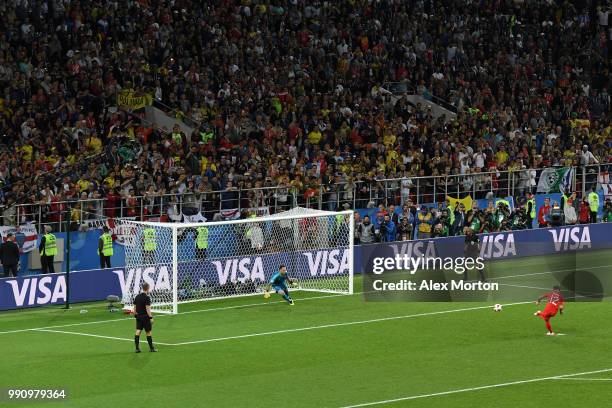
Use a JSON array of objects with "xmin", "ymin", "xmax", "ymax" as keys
[{"xmin": 134, "ymin": 283, "xmax": 157, "ymax": 353}]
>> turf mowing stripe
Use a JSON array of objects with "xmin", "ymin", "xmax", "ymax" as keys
[
  {"xmin": 34, "ymin": 328, "xmax": 173, "ymax": 345},
  {"xmin": 0, "ymin": 292, "xmax": 354, "ymax": 335},
  {"xmin": 169, "ymin": 301, "xmax": 534, "ymax": 346},
  {"xmin": 338, "ymin": 368, "xmax": 612, "ymax": 407}
]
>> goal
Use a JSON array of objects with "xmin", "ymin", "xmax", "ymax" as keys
[{"xmin": 118, "ymin": 207, "xmax": 354, "ymax": 314}]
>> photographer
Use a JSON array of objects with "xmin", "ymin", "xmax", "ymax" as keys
[
  {"xmin": 467, "ymin": 205, "xmax": 483, "ymax": 233},
  {"xmin": 494, "ymin": 202, "xmax": 510, "ymax": 231},
  {"xmin": 549, "ymin": 202, "xmax": 564, "ymax": 227},
  {"xmin": 463, "ymin": 228, "xmax": 486, "ymax": 282},
  {"xmin": 510, "ymin": 207, "xmax": 528, "ymax": 230},
  {"xmin": 378, "ymin": 214, "xmax": 397, "ymax": 242},
  {"xmin": 357, "ymin": 215, "xmax": 376, "ymax": 244},
  {"xmin": 603, "ymin": 198, "xmax": 612, "ymax": 222},
  {"xmin": 451, "ymin": 204, "xmax": 466, "ymax": 236},
  {"xmin": 397, "ymin": 217, "xmax": 414, "ymax": 241},
  {"xmin": 431, "ymin": 209, "xmax": 451, "ymax": 238}
]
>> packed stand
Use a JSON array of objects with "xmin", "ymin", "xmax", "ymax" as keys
[{"xmin": 0, "ymin": 0, "xmax": 610, "ymax": 229}]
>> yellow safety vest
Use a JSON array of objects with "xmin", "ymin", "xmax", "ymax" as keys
[
  {"xmin": 99, "ymin": 233, "xmax": 113, "ymax": 256},
  {"xmin": 588, "ymin": 192, "xmax": 599, "ymax": 212},
  {"xmin": 527, "ymin": 199, "xmax": 536, "ymax": 218},
  {"xmin": 196, "ymin": 226, "xmax": 209, "ymax": 249},
  {"xmin": 143, "ymin": 228, "xmax": 157, "ymax": 251},
  {"xmin": 43, "ymin": 233, "xmax": 57, "ymax": 256}
]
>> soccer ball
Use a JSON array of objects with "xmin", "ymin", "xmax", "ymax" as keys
[{"xmin": 493, "ymin": 304, "xmax": 503, "ymax": 312}]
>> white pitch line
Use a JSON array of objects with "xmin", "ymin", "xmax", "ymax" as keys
[
  {"xmin": 169, "ymin": 301, "xmax": 534, "ymax": 346},
  {"xmin": 552, "ymin": 377, "xmax": 612, "ymax": 381},
  {"xmin": 338, "ymin": 368, "xmax": 612, "ymax": 408},
  {"xmin": 490, "ymin": 264, "xmax": 611, "ymax": 281},
  {"xmin": 34, "ymin": 328, "xmax": 171, "ymax": 346},
  {"xmin": 498, "ymin": 283, "xmax": 554, "ymax": 291}
]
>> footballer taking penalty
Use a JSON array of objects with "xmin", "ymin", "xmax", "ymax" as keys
[
  {"xmin": 264, "ymin": 265, "xmax": 297, "ymax": 305},
  {"xmin": 534, "ymin": 285, "xmax": 565, "ymax": 336}
]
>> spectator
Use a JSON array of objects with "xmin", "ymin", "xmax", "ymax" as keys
[
  {"xmin": 579, "ymin": 197, "xmax": 590, "ymax": 224},
  {"xmin": 417, "ymin": 207, "xmax": 433, "ymax": 239}
]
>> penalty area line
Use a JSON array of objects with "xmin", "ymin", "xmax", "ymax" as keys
[
  {"xmin": 34, "ymin": 329, "xmax": 174, "ymax": 345},
  {"xmin": 339, "ymin": 368, "xmax": 612, "ymax": 408}
]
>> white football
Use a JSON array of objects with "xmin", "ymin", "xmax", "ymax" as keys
[{"xmin": 493, "ymin": 304, "xmax": 503, "ymax": 312}]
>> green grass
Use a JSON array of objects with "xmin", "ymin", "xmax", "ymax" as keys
[{"xmin": 1, "ymin": 253, "xmax": 612, "ymax": 408}]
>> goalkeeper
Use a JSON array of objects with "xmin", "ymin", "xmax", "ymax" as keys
[{"xmin": 264, "ymin": 265, "xmax": 296, "ymax": 305}]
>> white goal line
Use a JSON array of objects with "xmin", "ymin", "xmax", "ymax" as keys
[{"xmin": 339, "ymin": 368, "xmax": 612, "ymax": 408}]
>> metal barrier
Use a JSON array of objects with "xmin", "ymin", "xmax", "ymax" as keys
[{"xmin": 2, "ymin": 164, "xmax": 608, "ymax": 232}]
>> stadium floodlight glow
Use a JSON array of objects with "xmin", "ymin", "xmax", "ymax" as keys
[{"xmin": 118, "ymin": 207, "xmax": 354, "ymax": 314}]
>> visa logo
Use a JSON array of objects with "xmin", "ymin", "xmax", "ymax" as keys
[
  {"xmin": 304, "ymin": 249, "xmax": 349, "ymax": 277},
  {"xmin": 480, "ymin": 233, "xmax": 517, "ymax": 258},
  {"xmin": 7, "ymin": 276, "xmax": 66, "ymax": 307},
  {"xmin": 549, "ymin": 226, "xmax": 591, "ymax": 251},
  {"xmin": 113, "ymin": 266, "xmax": 172, "ymax": 297},
  {"xmin": 211, "ymin": 257, "xmax": 265, "ymax": 285},
  {"xmin": 390, "ymin": 241, "xmax": 437, "ymax": 259}
]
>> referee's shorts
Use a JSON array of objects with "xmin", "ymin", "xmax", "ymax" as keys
[{"xmin": 135, "ymin": 315, "xmax": 152, "ymax": 331}]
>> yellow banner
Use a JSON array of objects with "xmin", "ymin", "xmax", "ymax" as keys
[
  {"xmin": 117, "ymin": 90, "xmax": 153, "ymax": 110},
  {"xmin": 446, "ymin": 195, "xmax": 473, "ymax": 211}
]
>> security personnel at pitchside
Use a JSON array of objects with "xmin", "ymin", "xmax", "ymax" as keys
[
  {"xmin": 463, "ymin": 228, "xmax": 486, "ymax": 282},
  {"xmin": 39, "ymin": 225, "xmax": 57, "ymax": 274},
  {"xmin": 143, "ymin": 226, "xmax": 157, "ymax": 265},
  {"xmin": 195, "ymin": 223, "xmax": 209, "ymax": 260},
  {"xmin": 98, "ymin": 226, "xmax": 114, "ymax": 268}
]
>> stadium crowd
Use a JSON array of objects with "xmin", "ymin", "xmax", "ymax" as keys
[
  {"xmin": 0, "ymin": 0, "xmax": 610, "ymax": 228},
  {"xmin": 354, "ymin": 192, "xmax": 612, "ymax": 243}
]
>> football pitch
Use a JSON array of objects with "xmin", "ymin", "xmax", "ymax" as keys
[{"xmin": 1, "ymin": 254, "xmax": 612, "ymax": 408}]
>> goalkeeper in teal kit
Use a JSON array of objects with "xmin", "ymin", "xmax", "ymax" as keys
[{"xmin": 264, "ymin": 265, "xmax": 296, "ymax": 305}]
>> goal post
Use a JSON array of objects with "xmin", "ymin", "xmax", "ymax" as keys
[{"xmin": 118, "ymin": 207, "xmax": 354, "ymax": 314}]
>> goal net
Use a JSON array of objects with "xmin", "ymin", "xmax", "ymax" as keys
[{"xmin": 118, "ymin": 207, "xmax": 354, "ymax": 314}]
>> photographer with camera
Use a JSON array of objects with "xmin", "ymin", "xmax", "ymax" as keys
[
  {"xmin": 603, "ymin": 198, "xmax": 612, "ymax": 222},
  {"xmin": 510, "ymin": 207, "xmax": 528, "ymax": 230},
  {"xmin": 378, "ymin": 214, "xmax": 397, "ymax": 242},
  {"xmin": 467, "ymin": 204, "xmax": 483, "ymax": 233},
  {"xmin": 397, "ymin": 216, "xmax": 414, "ymax": 241},
  {"xmin": 431, "ymin": 209, "xmax": 451, "ymax": 238},
  {"xmin": 357, "ymin": 215, "xmax": 376, "ymax": 244},
  {"xmin": 549, "ymin": 201, "xmax": 564, "ymax": 227}
]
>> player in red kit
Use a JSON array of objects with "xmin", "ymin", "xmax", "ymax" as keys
[{"xmin": 534, "ymin": 285, "xmax": 565, "ymax": 336}]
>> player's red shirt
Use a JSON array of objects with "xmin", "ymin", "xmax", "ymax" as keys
[{"xmin": 542, "ymin": 291, "xmax": 565, "ymax": 308}]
